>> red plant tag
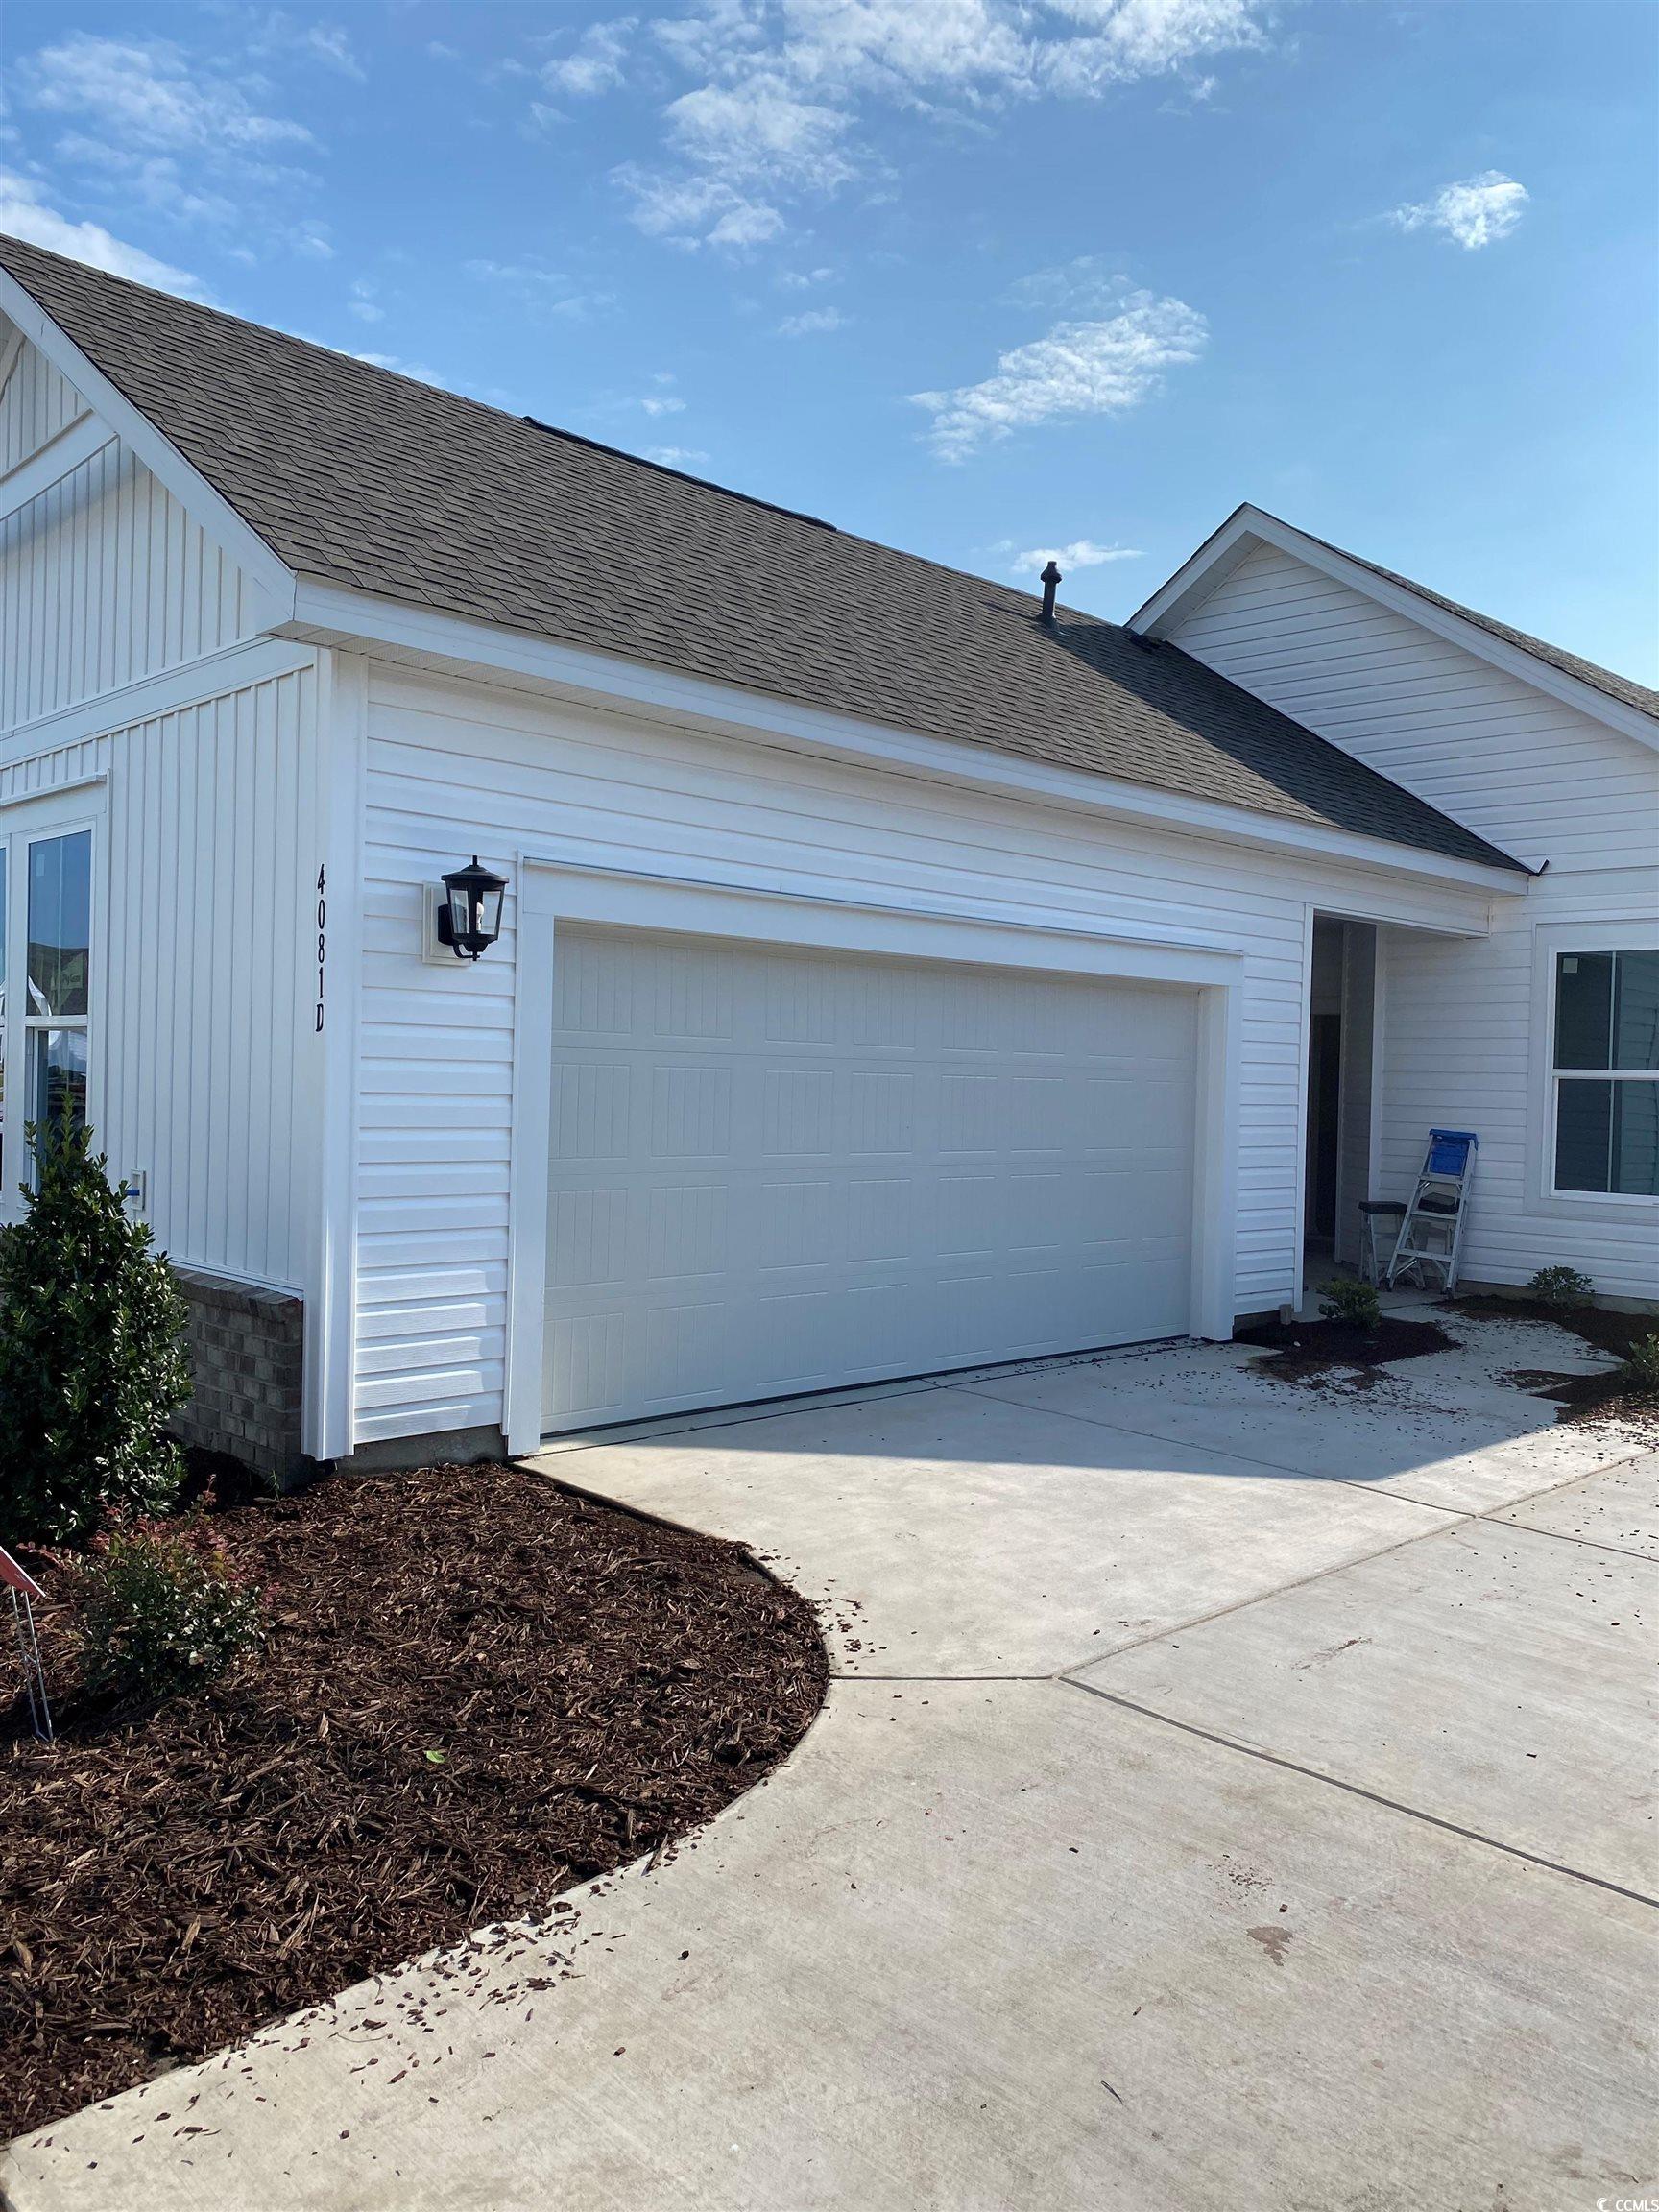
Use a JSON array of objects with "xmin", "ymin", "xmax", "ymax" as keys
[{"xmin": 0, "ymin": 1546, "xmax": 46, "ymax": 1602}]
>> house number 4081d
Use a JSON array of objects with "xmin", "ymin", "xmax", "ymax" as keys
[{"xmin": 315, "ymin": 863, "xmax": 326, "ymax": 1033}]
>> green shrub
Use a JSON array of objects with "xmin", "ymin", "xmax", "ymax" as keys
[
  {"xmin": 1620, "ymin": 1335, "xmax": 1659, "ymax": 1401},
  {"xmin": 1527, "ymin": 1265, "xmax": 1595, "ymax": 1310},
  {"xmin": 75, "ymin": 1524, "xmax": 262, "ymax": 1705},
  {"xmin": 1319, "ymin": 1276, "xmax": 1382, "ymax": 1333},
  {"xmin": 0, "ymin": 1119, "xmax": 192, "ymax": 1547}
]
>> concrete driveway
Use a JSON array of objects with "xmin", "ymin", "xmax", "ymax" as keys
[{"xmin": 7, "ymin": 1305, "xmax": 1657, "ymax": 2212}]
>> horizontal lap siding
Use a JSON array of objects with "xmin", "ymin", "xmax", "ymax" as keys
[
  {"xmin": 1379, "ymin": 872, "xmax": 1659, "ymax": 1301},
  {"xmin": 1170, "ymin": 542, "xmax": 1659, "ymax": 1300},
  {"xmin": 1169, "ymin": 542, "xmax": 1657, "ymax": 872},
  {"xmin": 0, "ymin": 665, "xmax": 322, "ymax": 1290},
  {"xmin": 353, "ymin": 665, "xmax": 1490, "ymax": 1445}
]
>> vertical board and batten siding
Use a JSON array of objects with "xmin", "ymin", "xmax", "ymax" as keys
[
  {"xmin": 0, "ymin": 334, "xmax": 315, "ymax": 1292},
  {"xmin": 1168, "ymin": 540, "xmax": 1659, "ymax": 1299},
  {"xmin": 351, "ymin": 662, "xmax": 1496, "ymax": 1446},
  {"xmin": 0, "ymin": 665, "xmax": 324, "ymax": 1291},
  {"xmin": 0, "ymin": 335, "xmax": 84, "ymax": 471},
  {"xmin": 0, "ymin": 337, "xmax": 265, "ymax": 731}
]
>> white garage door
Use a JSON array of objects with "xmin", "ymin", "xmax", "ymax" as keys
[{"xmin": 542, "ymin": 926, "xmax": 1197, "ymax": 1432}]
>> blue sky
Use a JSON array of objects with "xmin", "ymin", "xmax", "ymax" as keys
[{"xmin": 2, "ymin": 0, "xmax": 1654, "ymax": 681}]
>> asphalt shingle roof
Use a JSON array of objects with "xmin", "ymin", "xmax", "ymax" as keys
[{"xmin": 0, "ymin": 231, "xmax": 1528, "ymax": 873}]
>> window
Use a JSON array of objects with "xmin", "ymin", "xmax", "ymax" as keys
[
  {"xmin": 0, "ymin": 807, "xmax": 96, "ymax": 1210},
  {"xmin": 1551, "ymin": 950, "xmax": 1659, "ymax": 1196}
]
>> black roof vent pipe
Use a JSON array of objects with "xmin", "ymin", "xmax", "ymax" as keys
[{"xmin": 1039, "ymin": 560, "xmax": 1062, "ymax": 624}]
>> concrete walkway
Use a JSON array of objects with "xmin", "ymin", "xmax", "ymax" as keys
[{"xmin": 7, "ymin": 1306, "xmax": 1657, "ymax": 2211}]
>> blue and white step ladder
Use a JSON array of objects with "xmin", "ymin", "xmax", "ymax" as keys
[{"xmin": 1386, "ymin": 1128, "xmax": 1478, "ymax": 1294}]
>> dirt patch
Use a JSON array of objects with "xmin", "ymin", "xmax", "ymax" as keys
[
  {"xmin": 1456, "ymin": 1299, "xmax": 1659, "ymax": 1441},
  {"xmin": 1450, "ymin": 1296, "xmax": 1655, "ymax": 1364},
  {"xmin": 1495, "ymin": 1365, "xmax": 1659, "ymax": 1443},
  {"xmin": 1236, "ymin": 1312, "xmax": 1458, "ymax": 1382},
  {"xmin": 0, "ymin": 1461, "xmax": 828, "ymax": 2142}
]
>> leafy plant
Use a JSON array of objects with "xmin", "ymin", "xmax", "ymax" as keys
[
  {"xmin": 1526, "ymin": 1265, "xmax": 1595, "ymax": 1310},
  {"xmin": 1619, "ymin": 1334, "xmax": 1659, "ymax": 1401},
  {"xmin": 74, "ymin": 1523, "xmax": 262, "ymax": 1705},
  {"xmin": 0, "ymin": 1119, "xmax": 192, "ymax": 1547},
  {"xmin": 1318, "ymin": 1276, "xmax": 1382, "ymax": 1333}
]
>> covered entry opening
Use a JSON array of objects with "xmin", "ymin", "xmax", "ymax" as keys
[
  {"xmin": 541, "ymin": 925, "xmax": 1203, "ymax": 1434},
  {"xmin": 1305, "ymin": 915, "xmax": 1380, "ymax": 1283}
]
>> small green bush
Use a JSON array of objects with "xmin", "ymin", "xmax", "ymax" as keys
[
  {"xmin": 1620, "ymin": 1334, "xmax": 1659, "ymax": 1401},
  {"xmin": 0, "ymin": 1118, "xmax": 192, "ymax": 1547},
  {"xmin": 75, "ymin": 1524, "xmax": 263, "ymax": 1705},
  {"xmin": 1319, "ymin": 1276, "xmax": 1382, "ymax": 1333},
  {"xmin": 1527, "ymin": 1265, "xmax": 1595, "ymax": 1310}
]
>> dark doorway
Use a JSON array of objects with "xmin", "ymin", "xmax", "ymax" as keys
[{"xmin": 1307, "ymin": 1010, "xmax": 1343, "ymax": 1241}]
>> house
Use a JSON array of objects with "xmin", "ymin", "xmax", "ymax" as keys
[{"xmin": 0, "ymin": 231, "xmax": 1654, "ymax": 1481}]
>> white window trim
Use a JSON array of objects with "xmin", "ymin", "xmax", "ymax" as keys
[
  {"xmin": 1528, "ymin": 918, "xmax": 1659, "ymax": 1220},
  {"xmin": 500, "ymin": 844, "xmax": 1246, "ymax": 1455},
  {"xmin": 0, "ymin": 781, "xmax": 107, "ymax": 1223}
]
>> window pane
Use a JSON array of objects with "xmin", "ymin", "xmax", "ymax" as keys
[
  {"xmin": 1555, "ymin": 1078, "xmax": 1612, "ymax": 1191},
  {"xmin": 1610, "ymin": 1080, "xmax": 1659, "ymax": 1195},
  {"xmin": 28, "ymin": 1027, "xmax": 87, "ymax": 1137},
  {"xmin": 1612, "ymin": 950, "xmax": 1659, "ymax": 1071},
  {"xmin": 27, "ymin": 830, "xmax": 91, "ymax": 1020},
  {"xmin": 1554, "ymin": 952, "xmax": 1612, "ymax": 1069}
]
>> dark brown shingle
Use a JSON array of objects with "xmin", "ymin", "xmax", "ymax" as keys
[{"xmin": 0, "ymin": 231, "xmax": 1527, "ymax": 872}]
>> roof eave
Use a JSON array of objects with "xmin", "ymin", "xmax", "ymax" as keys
[
  {"xmin": 282, "ymin": 574, "xmax": 1528, "ymax": 901},
  {"xmin": 1131, "ymin": 505, "xmax": 1659, "ymax": 753}
]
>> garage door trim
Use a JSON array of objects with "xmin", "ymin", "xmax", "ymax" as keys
[{"xmin": 503, "ymin": 852, "xmax": 1243, "ymax": 1450}]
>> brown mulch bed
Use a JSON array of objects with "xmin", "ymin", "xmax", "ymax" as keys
[
  {"xmin": 0, "ymin": 1461, "xmax": 828, "ymax": 2143},
  {"xmin": 1235, "ymin": 1311, "xmax": 1458, "ymax": 1382}
]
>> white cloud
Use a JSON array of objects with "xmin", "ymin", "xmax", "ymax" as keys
[
  {"xmin": 0, "ymin": 169, "xmax": 204, "ymax": 294},
  {"xmin": 645, "ymin": 444, "xmax": 712, "ymax": 467},
  {"xmin": 641, "ymin": 393, "xmax": 687, "ymax": 415},
  {"xmin": 12, "ymin": 30, "xmax": 328, "ymax": 252},
  {"xmin": 247, "ymin": 14, "xmax": 366, "ymax": 80},
  {"xmin": 1389, "ymin": 170, "xmax": 1527, "ymax": 251},
  {"xmin": 20, "ymin": 33, "xmax": 313, "ymax": 155},
  {"xmin": 778, "ymin": 304, "xmax": 847, "ymax": 335},
  {"xmin": 912, "ymin": 290, "xmax": 1207, "ymax": 461},
  {"xmin": 615, "ymin": 0, "xmax": 1269, "ymax": 246},
  {"xmin": 543, "ymin": 19, "xmax": 636, "ymax": 97},
  {"xmin": 1003, "ymin": 538, "xmax": 1143, "ymax": 574},
  {"xmin": 466, "ymin": 258, "xmax": 612, "ymax": 317},
  {"xmin": 613, "ymin": 163, "xmax": 785, "ymax": 251}
]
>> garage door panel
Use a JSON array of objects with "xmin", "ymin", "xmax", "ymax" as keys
[{"xmin": 544, "ymin": 928, "xmax": 1197, "ymax": 1431}]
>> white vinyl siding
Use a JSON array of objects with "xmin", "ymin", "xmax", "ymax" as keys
[
  {"xmin": 0, "ymin": 338, "xmax": 265, "ymax": 733},
  {"xmin": 0, "ymin": 336, "xmax": 84, "ymax": 472},
  {"xmin": 1166, "ymin": 541, "xmax": 1659, "ymax": 1302},
  {"xmin": 0, "ymin": 661, "xmax": 324, "ymax": 1289},
  {"xmin": 349, "ymin": 662, "xmax": 1496, "ymax": 1449},
  {"xmin": 1167, "ymin": 541, "xmax": 1658, "ymax": 873}
]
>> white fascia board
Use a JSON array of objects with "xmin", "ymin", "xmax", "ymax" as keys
[
  {"xmin": 0, "ymin": 266, "xmax": 298, "ymax": 618},
  {"xmin": 283, "ymin": 576, "xmax": 1528, "ymax": 902},
  {"xmin": 0, "ymin": 409, "xmax": 114, "ymax": 524},
  {"xmin": 1132, "ymin": 504, "xmax": 1659, "ymax": 754}
]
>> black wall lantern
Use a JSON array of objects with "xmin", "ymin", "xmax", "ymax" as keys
[{"xmin": 435, "ymin": 855, "xmax": 508, "ymax": 961}]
